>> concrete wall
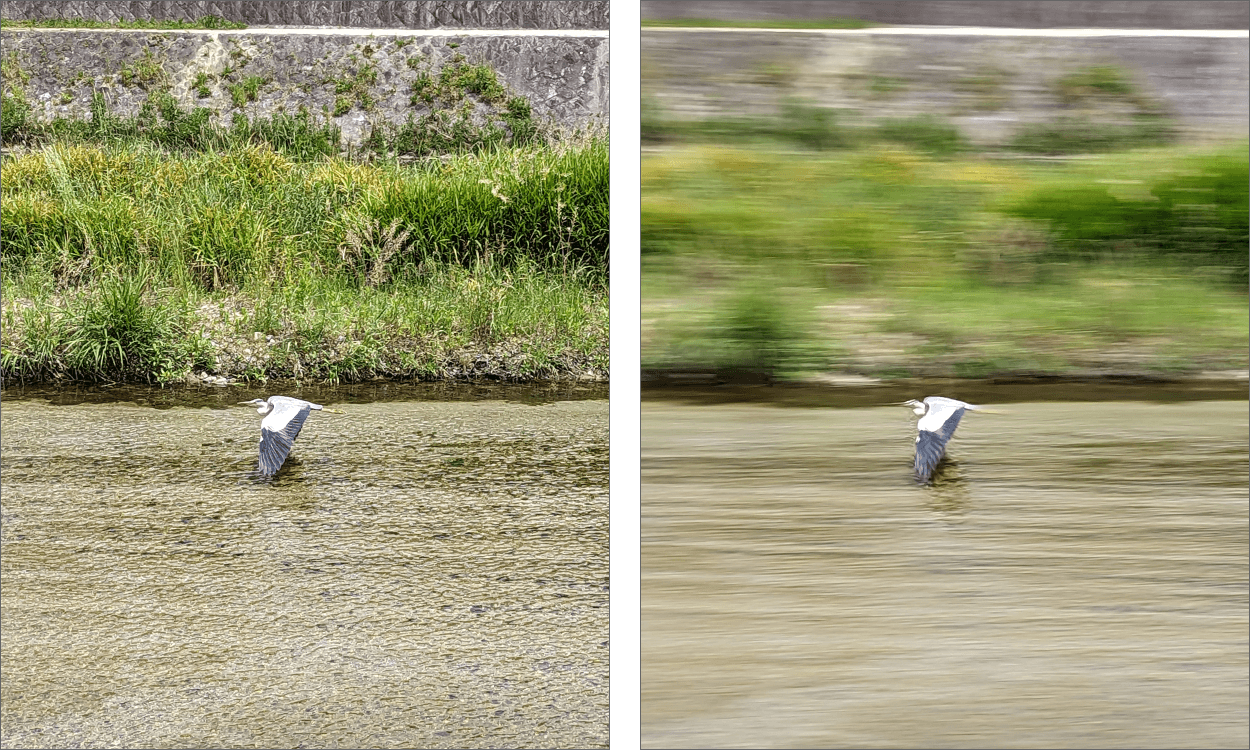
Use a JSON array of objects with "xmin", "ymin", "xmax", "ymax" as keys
[
  {"xmin": 642, "ymin": 1, "xmax": 1249, "ymax": 30},
  {"xmin": 2, "ymin": 1, "xmax": 609, "ymax": 29},
  {"xmin": 643, "ymin": 28, "xmax": 1249, "ymax": 143},
  {"xmin": 2, "ymin": 27, "xmax": 608, "ymax": 146}
]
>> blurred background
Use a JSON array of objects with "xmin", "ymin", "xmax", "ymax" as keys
[
  {"xmin": 641, "ymin": 1, "xmax": 1247, "ymax": 380},
  {"xmin": 640, "ymin": 4, "xmax": 1248, "ymax": 748}
]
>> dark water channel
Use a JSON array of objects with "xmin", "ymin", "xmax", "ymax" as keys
[
  {"xmin": 1, "ymin": 383, "xmax": 608, "ymax": 749},
  {"xmin": 642, "ymin": 385, "xmax": 1247, "ymax": 749}
]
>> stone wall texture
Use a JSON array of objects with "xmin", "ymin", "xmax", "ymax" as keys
[
  {"xmin": 1, "ymin": 1, "xmax": 609, "ymax": 29},
  {"xmin": 3, "ymin": 28, "xmax": 609, "ymax": 145},
  {"xmin": 644, "ymin": 28, "xmax": 1249, "ymax": 143},
  {"xmin": 642, "ymin": 1, "xmax": 1248, "ymax": 30}
]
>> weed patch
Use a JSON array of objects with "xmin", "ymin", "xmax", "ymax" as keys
[{"xmin": 228, "ymin": 75, "xmax": 267, "ymax": 108}]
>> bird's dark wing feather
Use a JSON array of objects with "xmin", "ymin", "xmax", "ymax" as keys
[
  {"xmin": 257, "ymin": 406, "xmax": 312, "ymax": 477},
  {"xmin": 936, "ymin": 407, "xmax": 967, "ymax": 442},
  {"xmin": 914, "ymin": 430, "xmax": 948, "ymax": 484}
]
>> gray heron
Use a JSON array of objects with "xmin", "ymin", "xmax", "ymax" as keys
[
  {"xmin": 902, "ymin": 397, "xmax": 997, "ymax": 484},
  {"xmin": 239, "ymin": 396, "xmax": 341, "ymax": 477}
]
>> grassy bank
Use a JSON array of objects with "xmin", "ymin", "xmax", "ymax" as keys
[
  {"xmin": 1, "ymin": 136, "xmax": 608, "ymax": 385},
  {"xmin": 642, "ymin": 142, "xmax": 1248, "ymax": 381}
]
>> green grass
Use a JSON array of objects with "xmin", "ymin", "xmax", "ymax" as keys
[
  {"xmin": 3, "ymin": 59, "xmax": 547, "ymax": 160},
  {"xmin": 327, "ymin": 63, "xmax": 377, "ymax": 114},
  {"xmin": 643, "ymin": 98, "xmax": 853, "ymax": 150},
  {"xmin": 1008, "ymin": 115, "xmax": 1175, "ymax": 155},
  {"xmin": 1, "ymin": 136, "xmax": 609, "ymax": 385},
  {"xmin": 642, "ymin": 18, "xmax": 877, "ymax": 29},
  {"xmin": 5, "ymin": 46, "xmax": 546, "ymax": 157},
  {"xmin": 1055, "ymin": 65, "xmax": 1139, "ymax": 105},
  {"xmin": 3, "ymin": 89, "xmax": 343, "ymax": 158},
  {"xmin": 1, "ymin": 16, "xmax": 246, "ymax": 30},
  {"xmin": 228, "ymin": 75, "xmax": 267, "ymax": 108},
  {"xmin": 3, "ymin": 85, "xmax": 557, "ymax": 161},
  {"xmin": 641, "ymin": 142, "xmax": 1249, "ymax": 380},
  {"xmin": 118, "ymin": 49, "xmax": 167, "ymax": 89},
  {"xmin": 644, "ymin": 100, "xmax": 967, "ymax": 156},
  {"xmin": 2, "ymin": 261, "xmax": 606, "ymax": 385}
]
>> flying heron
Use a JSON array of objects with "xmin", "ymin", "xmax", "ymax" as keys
[
  {"xmin": 239, "ymin": 396, "xmax": 341, "ymax": 477},
  {"xmin": 902, "ymin": 397, "xmax": 997, "ymax": 484}
]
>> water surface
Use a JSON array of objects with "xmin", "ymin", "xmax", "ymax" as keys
[
  {"xmin": 2, "ymin": 385, "xmax": 608, "ymax": 749},
  {"xmin": 642, "ymin": 395, "xmax": 1247, "ymax": 749}
]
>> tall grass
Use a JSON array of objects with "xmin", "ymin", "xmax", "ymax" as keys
[
  {"xmin": 1, "ymin": 136, "xmax": 609, "ymax": 384},
  {"xmin": 365, "ymin": 137, "xmax": 609, "ymax": 272},
  {"xmin": 641, "ymin": 142, "xmax": 1248, "ymax": 379},
  {"xmin": 1, "ymin": 137, "xmax": 608, "ymax": 284},
  {"xmin": 1, "ymin": 260, "xmax": 606, "ymax": 385}
]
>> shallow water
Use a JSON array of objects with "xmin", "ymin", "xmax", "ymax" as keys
[
  {"xmin": 642, "ymin": 396, "xmax": 1248, "ymax": 749},
  {"xmin": 1, "ymin": 385, "xmax": 608, "ymax": 749}
]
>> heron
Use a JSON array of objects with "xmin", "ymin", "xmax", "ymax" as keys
[
  {"xmin": 238, "ymin": 396, "xmax": 341, "ymax": 477},
  {"xmin": 902, "ymin": 397, "xmax": 998, "ymax": 484}
]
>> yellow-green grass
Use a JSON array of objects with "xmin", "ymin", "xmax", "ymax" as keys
[
  {"xmin": 642, "ymin": 142, "xmax": 1248, "ymax": 380},
  {"xmin": 2, "ymin": 261, "xmax": 606, "ymax": 385},
  {"xmin": 1, "ymin": 138, "xmax": 608, "ymax": 385}
]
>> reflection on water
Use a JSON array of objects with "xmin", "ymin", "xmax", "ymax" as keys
[
  {"xmin": 1, "ymin": 386, "xmax": 607, "ymax": 749},
  {"xmin": 643, "ymin": 397, "xmax": 1248, "ymax": 749}
]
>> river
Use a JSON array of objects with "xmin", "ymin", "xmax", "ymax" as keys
[
  {"xmin": 1, "ymin": 383, "xmax": 608, "ymax": 749},
  {"xmin": 642, "ymin": 385, "xmax": 1247, "ymax": 749}
]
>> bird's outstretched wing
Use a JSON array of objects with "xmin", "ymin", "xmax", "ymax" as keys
[
  {"xmin": 257, "ymin": 400, "xmax": 313, "ymax": 476},
  {"xmin": 914, "ymin": 430, "xmax": 948, "ymax": 484},
  {"xmin": 935, "ymin": 406, "xmax": 967, "ymax": 442}
]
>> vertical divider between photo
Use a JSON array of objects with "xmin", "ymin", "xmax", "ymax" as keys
[{"xmin": 609, "ymin": 1, "xmax": 643, "ymax": 746}]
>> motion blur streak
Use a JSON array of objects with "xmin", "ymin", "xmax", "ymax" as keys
[{"xmin": 642, "ymin": 396, "xmax": 1247, "ymax": 749}]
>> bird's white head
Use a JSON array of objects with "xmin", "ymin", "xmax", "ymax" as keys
[
  {"xmin": 902, "ymin": 399, "xmax": 927, "ymax": 416},
  {"xmin": 239, "ymin": 398, "xmax": 271, "ymax": 415}
]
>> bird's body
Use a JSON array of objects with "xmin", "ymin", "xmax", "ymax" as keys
[
  {"xmin": 903, "ymin": 397, "xmax": 985, "ymax": 484},
  {"xmin": 239, "ymin": 396, "xmax": 325, "ymax": 477}
]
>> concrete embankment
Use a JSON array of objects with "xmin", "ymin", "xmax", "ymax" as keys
[
  {"xmin": 2, "ymin": 26, "xmax": 608, "ymax": 147},
  {"xmin": 642, "ymin": 0, "xmax": 1248, "ymax": 29},
  {"xmin": 644, "ymin": 26, "xmax": 1248, "ymax": 144},
  {"xmin": 3, "ymin": 1, "xmax": 609, "ymax": 29}
]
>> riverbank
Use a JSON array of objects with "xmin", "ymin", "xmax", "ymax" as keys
[
  {"xmin": 642, "ymin": 142, "xmax": 1247, "ymax": 384},
  {"xmin": 1, "ymin": 136, "xmax": 608, "ymax": 386},
  {"xmin": 641, "ymin": 375, "xmax": 1248, "ymax": 411}
]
